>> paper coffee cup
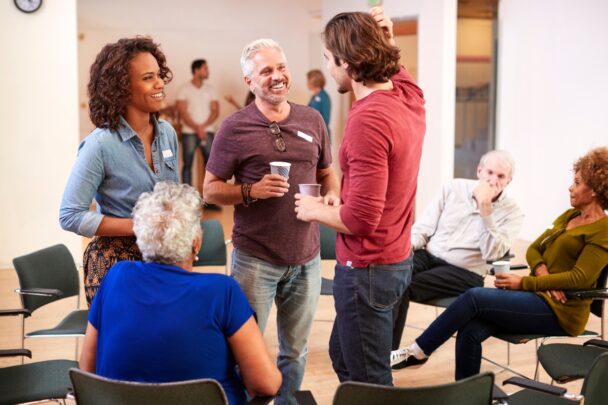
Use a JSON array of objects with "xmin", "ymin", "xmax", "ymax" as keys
[
  {"xmin": 492, "ymin": 260, "xmax": 511, "ymax": 274},
  {"xmin": 270, "ymin": 161, "xmax": 291, "ymax": 179},
  {"xmin": 299, "ymin": 184, "xmax": 321, "ymax": 197}
]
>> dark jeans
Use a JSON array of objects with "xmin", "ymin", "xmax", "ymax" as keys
[
  {"xmin": 181, "ymin": 132, "xmax": 214, "ymax": 186},
  {"xmin": 329, "ymin": 256, "xmax": 413, "ymax": 385},
  {"xmin": 416, "ymin": 287, "xmax": 566, "ymax": 380},
  {"xmin": 392, "ymin": 249, "xmax": 484, "ymax": 349}
]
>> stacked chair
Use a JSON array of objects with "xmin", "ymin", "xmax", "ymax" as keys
[
  {"xmin": 0, "ymin": 243, "xmax": 86, "ymax": 404},
  {"xmin": 11, "ymin": 244, "xmax": 88, "ymax": 356},
  {"xmin": 498, "ymin": 351, "xmax": 608, "ymax": 405}
]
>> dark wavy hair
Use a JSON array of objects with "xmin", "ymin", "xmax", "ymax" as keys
[
  {"xmin": 323, "ymin": 12, "xmax": 400, "ymax": 84},
  {"xmin": 573, "ymin": 146, "xmax": 608, "ymax": 209},
  {"xmin": 88, "ymin": 36, "xmax": 173, "ymax": 131}
]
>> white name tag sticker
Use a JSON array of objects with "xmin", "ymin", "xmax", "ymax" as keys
[
  {"xmin": 297, "ymin": 131, "xmax": 313, "ymax": 143},
  {"xmin": 162, "ymin": 149, "xmax": 173, "ymax": 158}
]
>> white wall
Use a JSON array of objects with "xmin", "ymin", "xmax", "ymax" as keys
[
  {"xmin": 5, "ymin": 0, "xmax": 602, "ymax": 267},
  {"xmin": 497, "ymin": 0, "xmax": 608, "ymax": 240},
  {"xmin": 0, "ymin": 1, "xmax": 80, "ymax": 267},
  {"xmin": 322, "ymin": 0, "xmax": 457, "ymax": 214},
  {"xmin": 77, "ymin": 0, "xmax": 322, "ymax": 137}
]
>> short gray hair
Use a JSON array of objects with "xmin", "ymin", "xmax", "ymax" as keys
[
  {"xmin": 479, "ymin": 149, "xmax": 515, "ymax": 178},
  {"xmin": 133, "ymin": 182, "xmax": 202, "ymax": 264},
  {"xmin": 240, "ymin": 38, "xmax": 287, "ymax": 78}
]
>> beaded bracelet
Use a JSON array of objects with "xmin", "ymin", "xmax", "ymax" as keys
[{"xmin": 241, "ymin": 183, "xmax": 257, "ymax": 207}]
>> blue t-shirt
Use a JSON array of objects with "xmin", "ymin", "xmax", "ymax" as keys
[
  {"xmin": 307, "ymin": 88, "xmax": 331, "ymax": 140},
  {"xmin": 89, "ymin": 261, "xmax": 254, "ymax": 405}
]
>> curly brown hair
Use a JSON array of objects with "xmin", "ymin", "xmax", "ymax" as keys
[
  {"xmin": 88, "ymin": 36, "xmax": 172, "ymax": 131},
  {"xmin": 573, "ymin": 146, "xmax": 608, "ymax": 209},
  {"xmin": 323, "ymin": 12, "xmax": 400, "ymax": 84}
]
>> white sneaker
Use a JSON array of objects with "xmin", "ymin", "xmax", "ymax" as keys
[
  {"xmin": 390, "ymin": 347, "xmax": 428, "ymax": 370},
  {"xmin": 390, "ymin": 347, "xmax": 409, "ymax": 366}
]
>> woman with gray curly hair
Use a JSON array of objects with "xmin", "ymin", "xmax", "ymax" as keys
[{"xmin": 79, "ymin": 182, "xmax": 281, "ymax": 404}]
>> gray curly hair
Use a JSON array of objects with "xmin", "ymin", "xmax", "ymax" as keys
[
  {"xmin": 132, "ymin": 182, "xmax": 202, "ymax": 264},
  {"xmin": 240, "ymin": 38, "xmax": 287, "ymax": 78}
]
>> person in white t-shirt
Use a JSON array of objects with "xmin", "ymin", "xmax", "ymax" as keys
[{"xmin": 176, "ymin": 59, "xmax": 219, "ymax": 195}]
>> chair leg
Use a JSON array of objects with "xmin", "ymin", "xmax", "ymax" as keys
[
  {"xmin": 533, "ymin": 338, "xmax": 543, "ymax": 381},
  {"xmin": 74, "ymin": 336, "xmax": 80, "ymax": 361},
  {"xmin": 21, "ymin": 317, "xmax": 25, "ymax": 365}
]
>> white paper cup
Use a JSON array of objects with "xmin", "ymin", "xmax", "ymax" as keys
[
  {"xmin": 493, "ymin": 260, "xmax": 511, "ymax": 274},
  {"xmin": 299, "ymin": 184, "xmax": 321, "ymax": 197},
  {"xmin": 270, "ymin": 161, "xmax": 291, "ymax": 179}
]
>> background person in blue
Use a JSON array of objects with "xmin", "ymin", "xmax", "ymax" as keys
[
  {"xmin": 79, "ymin": 182, "xmax": 281, "ymax": 405},
  {"xmin": 307, "ymin": 69, "xmax": 331, "ymax": 141}
]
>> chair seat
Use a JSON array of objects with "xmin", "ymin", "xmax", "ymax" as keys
[
  {"xmin": 538, "ymin": 343, "xmax": 608, "ymax": 383},
  {"xmin": 26, "ymin": 309, "xmax": 88, "ymax": 337},
  {"xmin": 420, "ymin": 296, "xmax": 457, "ymax": 308},
  {"xmin": 0, "ymin": 359, "xmax": 77, "ymax": 404},
  {"xmin": 506, "ymin": 388, "xmax": 576, "ymax": 405},
  {"xmin": 493, "ymin": 330, "xmax": 597, "ymax": 345}
]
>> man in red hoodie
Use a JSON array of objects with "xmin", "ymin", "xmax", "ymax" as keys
[{"xmin": 295, "ymin": 8, "xmax": 426, "ymax": 385}]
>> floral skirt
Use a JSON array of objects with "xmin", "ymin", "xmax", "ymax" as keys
[{"xmin": 83, "ymin": 236, "xmax": 141, "ymax": 306}]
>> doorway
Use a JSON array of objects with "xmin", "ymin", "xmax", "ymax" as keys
[{"xmin": 455, "ymin": 0, "xmax": 499, "ymax": 178}]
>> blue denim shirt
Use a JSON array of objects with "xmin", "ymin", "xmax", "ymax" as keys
[{"xmin": 60, "ymin": 116, "xmax": 179, "ymax": 237}]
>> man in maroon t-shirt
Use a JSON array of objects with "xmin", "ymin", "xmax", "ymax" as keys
[
  {"xmin": 204, "ymin": 38, "xmax": 339, "ymax": 405},
  {"xmin": 295, "ymin": 8, "xmax": 425, "ymax": 385}
]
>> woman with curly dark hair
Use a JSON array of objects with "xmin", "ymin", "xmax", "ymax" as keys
[
  {"xmin": 60, "ymin": 36, "xmax": 179, "ymax": 305},
  {"xmin": 391, "ymin": 146, "xmax": 608, "ymax": 380}
]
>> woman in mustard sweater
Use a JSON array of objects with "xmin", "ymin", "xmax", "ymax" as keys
[{"xmin": 392, "ymin": 147, "xmax": 608, "ymax": 379}]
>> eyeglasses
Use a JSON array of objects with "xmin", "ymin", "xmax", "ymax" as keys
[{"xmin": 269, "ymin": 121, "xmax": 286, "ymax": 152}]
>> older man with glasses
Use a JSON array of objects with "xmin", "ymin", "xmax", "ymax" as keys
[{"xmin": 203, "ymin": 38, "xmax": 339, "ymax": 405}]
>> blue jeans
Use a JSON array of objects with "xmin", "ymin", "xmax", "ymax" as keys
[
  {"xmin": 231, "ymin": 249, "xmax": 321, "ymax": 405},
  {"xmin": 181, "ymin": 132, "xmax": 214, "ymax": 186},
  {"xmin": 416, "ymin": 287, "xmax": 567, "ymax": 380},
  {"xmin": 329, "ymin": 257, "xmax": 413, "ymax": 385}
]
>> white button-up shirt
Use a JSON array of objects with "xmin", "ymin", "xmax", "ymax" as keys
[{"xmin": 412, "ymin": 179, "xmax": 524, "ymax": 276}]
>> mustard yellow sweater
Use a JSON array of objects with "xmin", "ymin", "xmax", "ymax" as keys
[{"xmin": 523, "ymin": 209, "xmax": 608, "ymax": 336}]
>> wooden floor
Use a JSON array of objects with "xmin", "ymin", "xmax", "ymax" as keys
[{"xmin": 0, "ymin": 205, "xmax": 600, "ymax": 404}]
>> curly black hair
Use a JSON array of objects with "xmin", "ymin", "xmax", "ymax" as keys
[
  {"xmin": 88, "ymin": 36, "xmax": 172, "ymax": 131},
  {"xmin": 573, "ymin": 146, "xmax": 608, "ymax": 210}
]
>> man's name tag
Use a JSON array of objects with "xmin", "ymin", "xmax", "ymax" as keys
[
  {"xmin": 297, "ymin": 131, "xmax": 313, "ymax": 143},
  {"xmin": 162, "ymin": 149, "xmax": 173, "ymax": 158}
]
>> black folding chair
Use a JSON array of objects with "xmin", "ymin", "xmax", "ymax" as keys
[{"xmin": 12, "ymin": 244, "xmax": 87, "ymax": 360}]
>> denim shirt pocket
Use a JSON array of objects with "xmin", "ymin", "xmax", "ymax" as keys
[
  {"xmin": 163, "ymin": 156, "xmax": 177, "ymax": 172},
  {"xmin": 367, "ymin": 262, "xmax": 413, "ymax": 310}
]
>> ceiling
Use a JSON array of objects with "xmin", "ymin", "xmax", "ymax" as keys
[{"xmin": 458, "ymin": 0, "xmax": 499, "ymax": 19}]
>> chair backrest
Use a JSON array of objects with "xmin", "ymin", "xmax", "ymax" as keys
[
  {"xmin": 580, "ymin": 352, "xmax": 608, "ymax": 405},
  {"xmin": 332, "ymin": 372, "xmax": 494, "ymax": 405},
  {"xmin": 590, "ymin": 264, "xmax": 608, "ymax": 318},
  {"xmin": 193, "ymin": 219, "xmax": 227, "ymax": 267},
  {"xmin": 69, "ymin": 368, "xmax": 228, "ymax": 405},
  {"xmin": 12, "ymin": 244, "xmax": 80, "ymax": 313},
  {"xmin": 320, "ymin": 223, "xmax": 337, "ymax": 261}
]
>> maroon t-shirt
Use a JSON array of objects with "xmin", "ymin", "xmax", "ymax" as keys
[
  {"xmin": 337, "ymin": 67, "xmax": 426, "ymax": 267},
  {"xmin": 207, "ymin": 102, "xmax": 332, "ymax": 265}
]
